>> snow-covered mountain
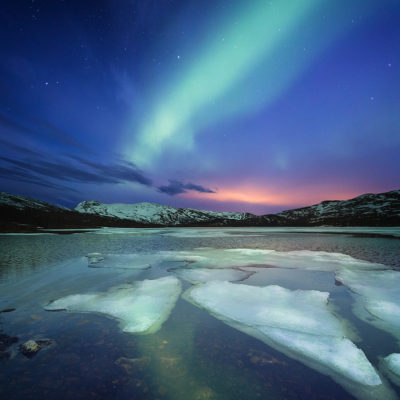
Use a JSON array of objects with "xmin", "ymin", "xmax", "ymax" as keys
[
  {"xmin": 0, "ymin": 193, "xmax": 153, "ymax": 232},
  {"xmin": 75, "ymin": 190, "xmax": 400, "ymax": 227},
  {"xmin": 75, "ymin": 200, "xmax": 253, "ymax": 226},
  {"xmin": 274, "ymin": 190, "xmax": 400, "ymax": 225},
  {"xmin": 1, "ymin": 189, "xmax": 399, "ymax": 232},
  {"xmin": 0, "ymin": 192, "xmax": 68, "ymax": 211}
]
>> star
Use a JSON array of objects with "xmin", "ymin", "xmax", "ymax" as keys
[
  {"xmin": 44, "ymin": 81, "xmax": 49, "ymax": 86},
  {"xmin": 177, "ymin": 55, "xmax": 181, "ymax": 60}
]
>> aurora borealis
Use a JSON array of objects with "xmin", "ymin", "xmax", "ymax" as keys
[{"xmin": 0, "ymin": 0, "xmax": 399, "ymax": 213}]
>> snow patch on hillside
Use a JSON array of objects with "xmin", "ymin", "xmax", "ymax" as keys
[{"xmin": 75, "ymin": 200, "xmax": 250, "ymax": 225}]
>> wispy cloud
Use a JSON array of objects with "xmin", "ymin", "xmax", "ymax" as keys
[
  {"xmin": 0, "ymin": 165, "xmax": 77, "ymax": 192},
  {"xmin": 0, "ymin": 138, "xmax": 42, "ymax": 157},
  {"xmin": 0, "ymin": 155, "xmax": 152, "ymax": 187},
  {"xmin": 0, "ymin": 112, "xmax": 88, "ymax": 152},
  {"xmin": 69, "ymin": 156, "xmax": 152, "ymax": 186},
  {"xmin": 158, "ymin": 179, "xmax": 215, "ymax": 196},
  {"xmin": 0, "ymin": 134, "xmax": 215, "ymax": 202}
]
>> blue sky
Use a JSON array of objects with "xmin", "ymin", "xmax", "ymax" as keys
[{"xmin": 0, "ymin": 0, "xmax": 399, "ymax": 214}]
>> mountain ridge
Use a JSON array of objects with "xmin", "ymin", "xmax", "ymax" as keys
[
  {"xmin": 75, "ymin": 199, "xmax": 253, "ymax": 226},
  {"xmin": 0, "ymin": 189, "xmax": 399, "ymax": 232},
  {"xmin": 274, "ymin": 190, "xmax": 400, "ymax": 226}
]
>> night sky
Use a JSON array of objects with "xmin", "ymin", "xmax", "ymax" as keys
[{"xmin": 0, "ymin": 0, "xmax": 399, "ymax": 214}]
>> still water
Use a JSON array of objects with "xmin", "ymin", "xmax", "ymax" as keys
[{"xmin": 0, "ymin": 227, "xmax": 399, "ymax": 400}]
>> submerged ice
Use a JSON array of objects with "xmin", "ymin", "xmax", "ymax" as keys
[
  {"xmin": 335, "ymin": 269, "xmax": 400, "ymax": 344},
  {"xmin": 170, "ymin": 267, "xmax": 254, "ymax": 284},
  {"xmin": 168, "ymin": 248, "xmax": 388, "ymax": 272},
  {"xmin": 86, "ymin": 253, "xmax": 155, "ymax": 269},
  {"xmin": 185, "ymin": 281, "xmax": 396, "ymax": 400},
  {"xmin": 45, "ymin": 276, "xmax": 181, "ymax": 334},
  {"xmin": 86, "ymin": 247, "xmax": 390, "ymax": 276}
]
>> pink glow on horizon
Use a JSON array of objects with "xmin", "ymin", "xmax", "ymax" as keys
[{"xmin": 181, "ymin": 184, "xmax": 362, "ymax": 211}]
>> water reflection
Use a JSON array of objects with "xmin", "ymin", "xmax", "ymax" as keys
[{"xmin": 0, "ymin": 228, "xmax": 399, "ymax": 399}]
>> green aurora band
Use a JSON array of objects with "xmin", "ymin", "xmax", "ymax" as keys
[{"xmin": 130, "ymin": 0, "xmax": 376, "ymax": 168}]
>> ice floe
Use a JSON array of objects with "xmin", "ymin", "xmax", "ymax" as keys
[
  {"xmin": 167, "ymin": 247, "xmax": 388, "ymax": 272},
  {"xmin": 45, "ymin": 276, "xmax": 181, "ymax": 334},
  {"xmin": 185, "ymin": 281, "xmax": 396, "ymax": 400},
  {"xmin": 170, "ymin": 267, "xmax": 254, "ymax": 284},
  {"xmin": 335, "ymin": 269, "xmax": 400, "ymax": 344},
  {"xmin": 382, "ymin": 354, "xmax": 400, "ymax": 387}
]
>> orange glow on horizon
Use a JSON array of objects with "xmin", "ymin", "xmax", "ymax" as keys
[{"xmin": 181, "ymin": 184, "xmax": 360, "ymax": 208}]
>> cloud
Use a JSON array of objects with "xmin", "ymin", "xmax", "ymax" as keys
[
  {"xmin": 0, "ymin": 138, "xmax": 42, "ymax": 157},
  {"xmin": 0, "ymin": 154, "xmax": 152, "ymax": 187},
  {"xmin": 158, "ymin": 179, "xmax": 215, "ymax": 196},
  {"xmin": 183, "ymin": 182, "xmax": 216, "ymax": 193},
  {"xmin": 1, "ymin": 156, "xmax": 117, "ymax": 184},
  {"xmin": 0, "ymin": 111, "xmax": 152, "ymax": 188},
  {"xmin": 0, "ymin": 165, "xmax": 77, "ymax": 193},
  {"xmin": 0, "ymin": 112, "xmax": 88, "ymax": 152},
  {"xmin": 69, "ymin": 156, "xmax": 152, "ymax": 186},
  {"xmin": 0, "ymin": 138, "xmax": 215, "ymax": 201}
]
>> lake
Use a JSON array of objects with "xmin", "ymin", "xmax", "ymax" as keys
[{"xmin": 0, "ymin": 227, "xmax": 399, "ymax": 400}]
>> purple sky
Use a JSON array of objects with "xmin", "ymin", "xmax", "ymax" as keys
[{"xmin": 0, "ymin": 0, "xmax": 399, "ymax": 214}]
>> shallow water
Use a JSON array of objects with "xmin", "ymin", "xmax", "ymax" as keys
[{"xmin": 0, "ymin": 227, "xmax": 399, "ymax": 400}]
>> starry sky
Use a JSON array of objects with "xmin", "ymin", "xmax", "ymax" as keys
[{"xmin": 0, "ymin": 0, "xmax": 399, "ymax": 214}]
